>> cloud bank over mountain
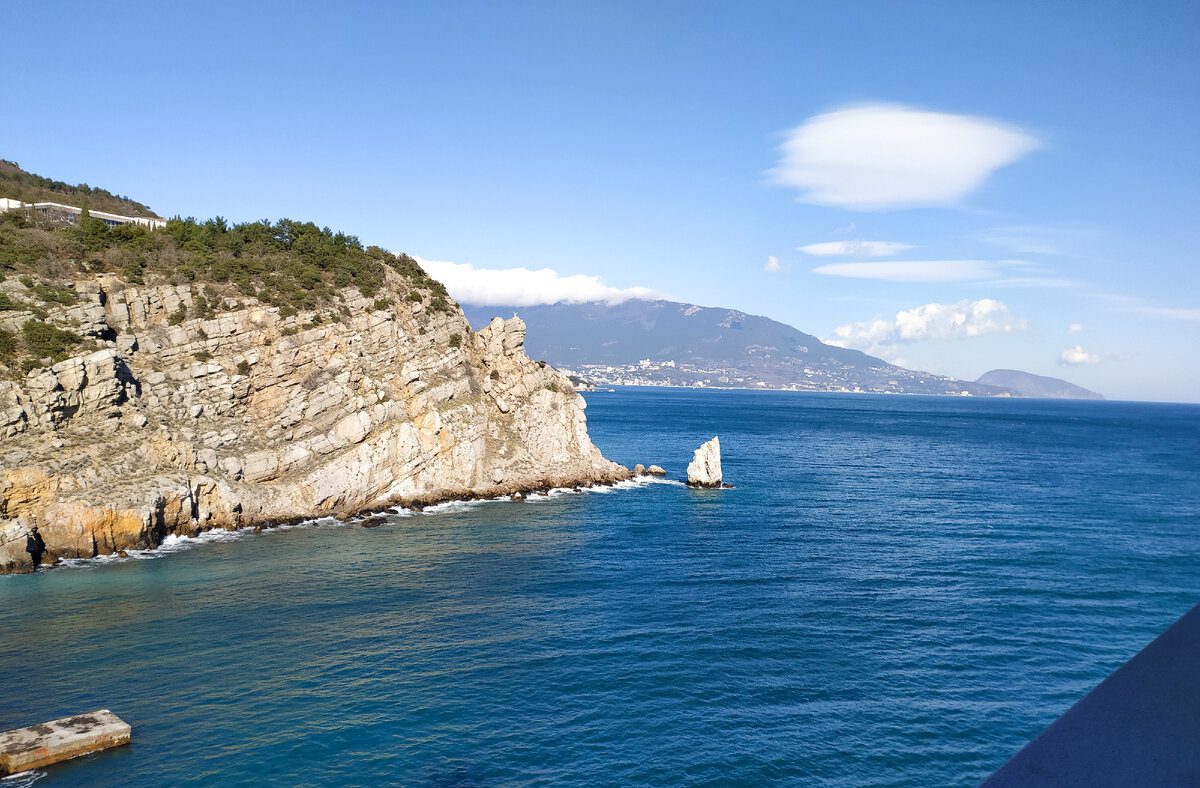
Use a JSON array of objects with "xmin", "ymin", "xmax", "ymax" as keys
[{"xmin": 417, "ymin": 257, "xmax": 661, "ymax": 307}]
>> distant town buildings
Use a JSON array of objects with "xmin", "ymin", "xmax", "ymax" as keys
[
  {"xmin": 561, "ymin": 358, "xmax": 974, "ymax": 395},
  {"xmin": 0, "ymin": 198, "xmax": 165, "ymax": 229}
]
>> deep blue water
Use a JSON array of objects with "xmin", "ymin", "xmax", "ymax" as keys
[{"xmin": 2, "ymin": 389, "xmax": 1199, "ymax": 786}]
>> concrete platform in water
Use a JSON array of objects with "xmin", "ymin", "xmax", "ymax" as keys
[{"xmin": 0, "ymin": 710, "xmax": 130, "ymax": 776}]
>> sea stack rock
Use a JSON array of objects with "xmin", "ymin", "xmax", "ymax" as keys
[{"xmin": 686, "ymin": 436, "xmax": 723, "ymax": 488}]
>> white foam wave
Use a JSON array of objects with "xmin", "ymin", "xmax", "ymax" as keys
[
  {"xmin": 259, "ymin": 516, "xmax": 345, "ymax": 534},
  {"xmin": 57, "ymin": 526, "xmax": 257, "ymax": 569},
  {"xmin": 523, "ymin": 486, "xmax": 585, "ymax": 501},
  {"xmin": 1, "ymin": 770, "xmax": 46, "ymax": 787},
  {"xmin": 56, "ymin": 553, "xmax": 125, "ymax": 568},
  {"xmin": 591, "ymin": 475, "xmax": 685, "ymax": 493},
  {"xmin": 637, "ymin": 475, "xmax": 686, "ymax": 487},
  {"xmin": 420, "ymin": 499, "xmax": 490, "ymax": 515},
  {"xmin": 47, "ymin": 478, "xmax": 675, "ymax": 571},
  {"xmin": 160, "ymin": 529, "xmax": 244, "ymax": 551}
]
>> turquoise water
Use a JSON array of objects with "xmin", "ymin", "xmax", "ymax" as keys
[{"xmin": 2, "ymin": 389, "xmax": 1198, "ymax": 786}]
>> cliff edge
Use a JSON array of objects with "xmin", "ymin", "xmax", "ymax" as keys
[{"xmin": 0, "ymin": 270, "xmax": 629, "ymax": 573}]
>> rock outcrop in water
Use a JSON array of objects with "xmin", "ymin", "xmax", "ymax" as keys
[
  {"xmin": 686, "ymin": 436, "xmax": 723, "ymax": 487},
  {"xmin": 0, "ymin": 272, "xmax": 630, "ymax": 573}
]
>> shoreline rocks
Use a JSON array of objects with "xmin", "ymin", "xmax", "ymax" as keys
[{"xmin": 632, "ymin": 463, "xmax": 667, "ymax": 477}]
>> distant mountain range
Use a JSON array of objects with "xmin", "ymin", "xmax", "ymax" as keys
[
  {"xmin": 462, "ymin": 299, "xmax": 1009, "ymax": 396},
  {"xmin": 463, "ymin": 299, "xmax": 1103, "ymax": 399},
  {"xmin": 976, "ymin": 369, "xmax": 1104, "ymax": 400}
]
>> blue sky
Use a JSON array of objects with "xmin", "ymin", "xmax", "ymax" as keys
[{"xmin": 4, "ymin": 1, "xmax": 1198, "ymax": 401}]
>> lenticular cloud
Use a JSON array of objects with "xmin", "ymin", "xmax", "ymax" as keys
[{"xmin": 772, "ymin": 104, "xmax": 1041, "ymax": 210}]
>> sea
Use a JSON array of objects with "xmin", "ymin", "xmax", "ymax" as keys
[{"xmin": 2, "ymin": 388, "xmax": 1198, "ymax": 787}]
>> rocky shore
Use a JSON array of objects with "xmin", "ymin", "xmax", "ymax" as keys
[{"xmin": 0, "ymin": 270, "xmax": 630, "ymax": 573}]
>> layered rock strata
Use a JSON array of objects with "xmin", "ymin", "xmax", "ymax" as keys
[{"xmin": 0, "ymin": 272, "xmax": 629, "ymax": 573}]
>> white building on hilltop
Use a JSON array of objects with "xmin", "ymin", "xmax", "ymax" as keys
[{"xmin": 0, "ymin": 197, "xmax": 166, "ymax": 229}]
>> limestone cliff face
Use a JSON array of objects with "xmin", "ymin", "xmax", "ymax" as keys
[{"xmin": 0, "ymin": 273, "xmax": 628, "ymax": 573}]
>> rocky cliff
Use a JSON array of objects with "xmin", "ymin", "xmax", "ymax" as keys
[{"xmin": 0, "ymin": 271, "xmax": 629, "ymax": 573}]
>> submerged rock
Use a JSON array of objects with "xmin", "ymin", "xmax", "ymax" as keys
[{"xmin": 686, "ymin": 436, "xmax": 723, "ymax": 488}]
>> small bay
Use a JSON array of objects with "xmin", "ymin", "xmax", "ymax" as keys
[{"xmin": 2, "ymin": 388, "xmax": 1198, "ymax": 786}]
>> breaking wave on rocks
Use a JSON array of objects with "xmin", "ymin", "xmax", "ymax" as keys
[
  {"xmin": 47, "ymin": 477, "xmax": 678, "ymax": 572},
  {"xmin": 594, "ymin": 475, "xmax": 685, "ymax": 492},
  {"xmin": 55, "ymin": 526, "xmax": 267, "ymax": 570}
]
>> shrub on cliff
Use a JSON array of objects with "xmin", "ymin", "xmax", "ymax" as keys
[
  {"xmin": 21, "ymin": 320, "xmax": 84, "ymax": 362},
  {"xmin": 0, "ymin": 327, "xmax": 15, "ymax": 366}
]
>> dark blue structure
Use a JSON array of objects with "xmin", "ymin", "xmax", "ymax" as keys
[{"xmin": 983, "ymin": 602, "xmax": 1200, "ymax": 786}]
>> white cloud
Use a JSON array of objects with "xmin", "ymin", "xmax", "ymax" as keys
[
  {"xmin": 829, "ymin": 298, "xmax": 1027, "ymax": 356},
  {"xmin": 811, "ymin": 258, "xmax": 1075, "ymax": 287},
  {"xmin": 983, "ymin": 225, "xmax": 1096, "ymax": 255},
  {"xmin": 1069, "ymin": 323, "xmax": 1084, "ymax": 333},
  {"xmin": 812, "ymin": 259, "xmax": 994, "ymax": 282},
  {"xmin": 1059, "ymin": 345, "xmax": 1103, "ymax": 366},
  {"xmin": 798, "ymin": 240, "xmax": 914, "ymax": 257},
  {"xmin": 764, "ymin": 255, "xmax": 781, "ymax": 272},
  {"xmin": 771, "ymin": 103, "xmax": 1041, "ymax": 210},
  {"xmin": 1129, "ymin": 307, "xmax": 1200, "ymax": 322},
  {"xmin": 986, "ymin": 276, "xmax": 1080, "ymax": 289},
  {"xmin": 416, "ymin": 257, "xmax": 660, "ymax": 306}
]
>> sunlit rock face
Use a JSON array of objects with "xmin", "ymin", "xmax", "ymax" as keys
[
  {"xmin": 686, "ymin": 436, "xmax": 722, "ymax": 488},
  {"xmin": 0, "ymin": 274, "xmax": 629, "ymax": 572}
]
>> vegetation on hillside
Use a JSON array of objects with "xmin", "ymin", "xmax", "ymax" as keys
[
  {"xmin": 0, "ymin": 164, "xmax": 457, "ymax": 379},
  {"xmin": 0, "ymin": 216, "xmax": 454, "ymax": 379},
  {"xmin": 0, "ymin": 210, "xmax": 449, "ymax": 311},
  {"xmin": 0, "ymin": 160, "xmax": 159, "ymax": 218}
]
